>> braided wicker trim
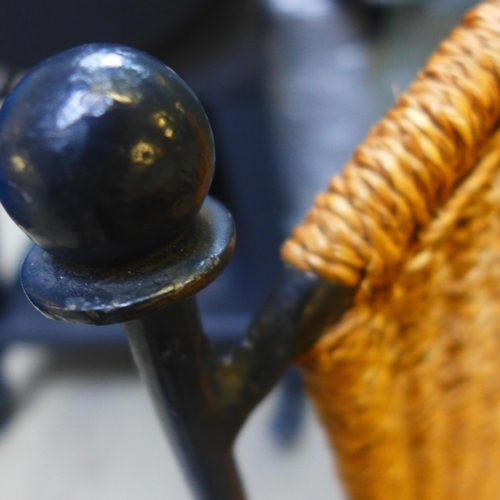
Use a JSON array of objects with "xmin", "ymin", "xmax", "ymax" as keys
[{"xmin": 282, "ymin": 0, "xmax": 500, "ymax": 290}]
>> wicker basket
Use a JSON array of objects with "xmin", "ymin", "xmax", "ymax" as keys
[{"xmin": 282, "ymin": 2, "xmax": 500, "ymax": 498}]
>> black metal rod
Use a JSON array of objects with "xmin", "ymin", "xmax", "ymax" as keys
[
  {"xmin": 214, "ymin": 266, "xmax": 355, "ymax": 430},
  {"xmin": 122, "ymin": 266, "xmax": 355, "ymax": 500},
  {"xmin": 124, "ymin": 297, "xmax": 246, "ymax": 500}
]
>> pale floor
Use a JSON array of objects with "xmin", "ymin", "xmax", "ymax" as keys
[{"xmin": 0, "ymin": 345, "xmax": 346, "ymax": 500}]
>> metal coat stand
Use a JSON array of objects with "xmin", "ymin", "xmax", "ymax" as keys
[{"xmin": 0, "ymin": 44, "xmax": 354, "ymax": 499}]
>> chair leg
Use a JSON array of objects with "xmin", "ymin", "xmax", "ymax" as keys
[
  {"xmin": 0, "ymin": 347, "xmax": 12, "ymax": 427},
  {"xmin": 271, "ymin": 368, "xmax": 306, "ymax": 447}
]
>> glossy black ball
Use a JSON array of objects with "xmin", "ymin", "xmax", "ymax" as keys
[{"xmin": 0, "ymin": 44, "xmax": 214, "ymax": 265}]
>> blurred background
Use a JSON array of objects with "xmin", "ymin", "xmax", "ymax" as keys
[{"xmin": 0, "ymin": 0, "xmax": 478, "ymax": 499}]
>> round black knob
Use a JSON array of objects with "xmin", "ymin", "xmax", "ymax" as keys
[{"xmin": 0, "ymin": 44, "xmax": 214, "ymax": 265}]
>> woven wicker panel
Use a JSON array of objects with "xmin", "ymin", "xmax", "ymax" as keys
[
  {"xmin": 301, "ymin": 131, "xmax": 500, "ymax": 499},
  {"xmin": 282, "ymin": 1, "xmax": 500, "ymax": 498}
]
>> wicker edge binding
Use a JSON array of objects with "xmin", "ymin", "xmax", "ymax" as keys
[{"xmin": 281, "ymin": 0, "xmax": 500, "ymax": 292}]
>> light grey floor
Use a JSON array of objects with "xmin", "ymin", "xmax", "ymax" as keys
[{"xmin": 0, "ymin": 345, "xmax": 345, "ymax": 500}]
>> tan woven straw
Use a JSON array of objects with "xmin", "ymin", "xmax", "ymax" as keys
[{"xmin": 282, "ymin": 1, "xmax": 500, "ymax": 498}]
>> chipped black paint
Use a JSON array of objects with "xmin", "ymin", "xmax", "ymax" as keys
[{"xmin": 21, "ymin": 197, "xmax": 234, "ymax": 324}]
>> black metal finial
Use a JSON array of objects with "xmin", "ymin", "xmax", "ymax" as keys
[
  {"xmin": 0, "ymin": 44, "xmax": 232, "ymax": 325},
  {"xmin": 0, "ymin": 44, "xmax": 214, "ymax": 265}
]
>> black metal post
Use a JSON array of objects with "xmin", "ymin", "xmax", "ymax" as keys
[
  {"xmin": 122, "ymin": 268, "xmax": 354, "ymax": 500},
  {"xmin": 0, "ymin": 44, "xmax": 356, "ymax": 500},
  {"xmin": 125, "ymin": 298, "xmax": 245, "ymax": 500}
]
